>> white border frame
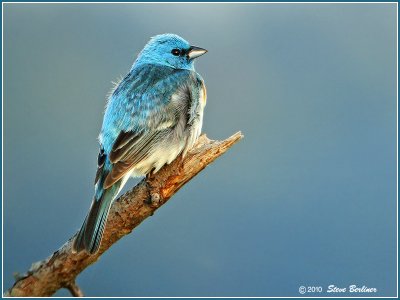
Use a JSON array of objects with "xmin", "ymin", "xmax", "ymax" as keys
[{"xmin": 1, "ymin": 2, "xmax": 398, "ymax": 298}]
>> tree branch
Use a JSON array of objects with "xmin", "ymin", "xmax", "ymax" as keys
[
  {"xmin": 65, "ymin": 281, "xmax": 84, "ymax": 297},
  {"xmin": 5, "ymin": 132, "xmax": 243, "ymax": 297}
]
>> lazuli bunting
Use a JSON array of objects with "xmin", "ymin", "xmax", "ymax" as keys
[{"xmin": 73, "ymin": 34, "xmax": 207, "ymax": 254}]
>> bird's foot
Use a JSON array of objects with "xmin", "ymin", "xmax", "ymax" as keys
[
  {"xmin": 144, "ymin": 170, "xmax": 161, "ymax": 207},
  {"xmin": 146, "ymin": 168, "xmax": 156, "ymax": 181}
]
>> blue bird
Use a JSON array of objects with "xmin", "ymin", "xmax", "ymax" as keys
[{"xmin": 73, "ymin": 34, "xmax": 207, "ymax": 254}]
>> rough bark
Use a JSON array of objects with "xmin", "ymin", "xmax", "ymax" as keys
[{"xmin": 5, "ymin": 132, "xmax": 243, "ymax": 297}]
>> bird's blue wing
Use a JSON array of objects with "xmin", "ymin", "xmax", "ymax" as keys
[
  {"xmin": 97, "ymin": 64, "xmax": 201, "ymax": 188},
  {"xmin": 100, "ymin": 65, "xmax": 184, "ymax": 150}
]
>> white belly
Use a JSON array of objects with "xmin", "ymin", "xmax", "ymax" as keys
[
  {"xmin": 118, "ymin": 79, "xmax": 206, "ymax": 190},
  {"xmin": 132, "ymin": 139, "xmax": 186, "ymax": 176}
]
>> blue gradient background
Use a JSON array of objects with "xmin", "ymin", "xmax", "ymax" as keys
[{"xmin": 3, "ymin": 3, "xmax": 397, "ymax": 297}]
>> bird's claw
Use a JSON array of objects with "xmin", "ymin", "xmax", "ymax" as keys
[{"xmin": 144, "ymin": 171, "xmax": 161, "ymax": 207}]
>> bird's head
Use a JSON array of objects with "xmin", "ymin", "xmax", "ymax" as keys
[{"xmin": 134, "ymin": 33, "xmax": 207, "ymax": 70}]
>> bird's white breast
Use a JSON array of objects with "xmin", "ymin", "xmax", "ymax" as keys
[{"xmin": 126, "ymin": 79, "xmax": 206, "ymax": 179}]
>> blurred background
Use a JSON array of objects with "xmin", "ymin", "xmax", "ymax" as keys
[{"xmin": 3, "ymin": 3, "xmax": 397, "ymax": 297}]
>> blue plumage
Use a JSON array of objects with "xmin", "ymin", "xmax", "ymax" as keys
[{"xmin": 73, "ymin": 34, "xmax": 207, "ymax": 254}]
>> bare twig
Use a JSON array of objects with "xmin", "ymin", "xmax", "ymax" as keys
[
  {"xmin": 5, "ymin": 132, "xmax": 243, "ymax": 297},
  {"xmin": 65, "ymin": 281, "xmax": 84, "ymax": 297}
]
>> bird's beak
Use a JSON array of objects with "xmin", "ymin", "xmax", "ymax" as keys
[{"xmin": 187, "ymin": 46, "xmax": 207, "ymax": 60}]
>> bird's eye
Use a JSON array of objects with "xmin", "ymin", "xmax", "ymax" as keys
[{"xmin": 171, "ymin": 49, "xmax": 181, "ymax": 56}]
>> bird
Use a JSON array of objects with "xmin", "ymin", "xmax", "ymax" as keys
[{"xmin": 73, "ymin": 34, "xmax": 207, "ymax": 254}]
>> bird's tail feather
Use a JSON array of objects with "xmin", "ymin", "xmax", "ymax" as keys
[{"xmin": 73, "ymin": 183, "xmax": 120, "ymax": 254}]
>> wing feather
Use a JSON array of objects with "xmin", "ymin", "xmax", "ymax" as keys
[{"xmin": 99, "ymin": 65, "xmax": 202, "ymax": 189}]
